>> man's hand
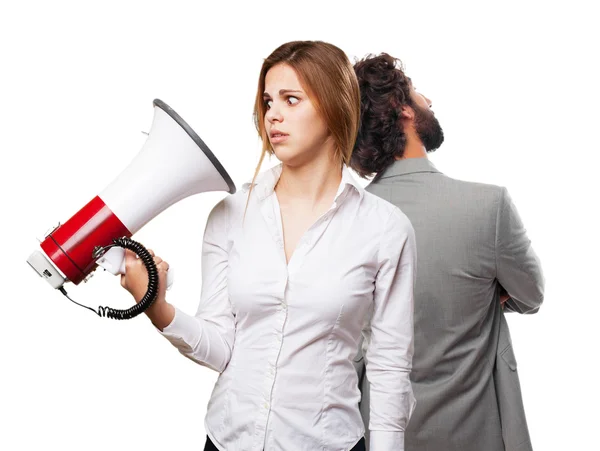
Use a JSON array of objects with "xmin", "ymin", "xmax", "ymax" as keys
[{"xmin": 499, "ymin": 285, "xmax": 510, "ymax": 307}]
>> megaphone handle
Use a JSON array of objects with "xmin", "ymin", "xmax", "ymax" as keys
[
  {"xmin": 93, "ymin": 237, "xmax": 160, "ymax": 320},
  {"xmin": 97, "ymin": 246, "xmax": 174, "ymax": 289}
]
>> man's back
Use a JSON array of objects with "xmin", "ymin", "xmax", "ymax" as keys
[{"xmin": 359, "ymin": 158, "xmax": 544, "ymax": 451}]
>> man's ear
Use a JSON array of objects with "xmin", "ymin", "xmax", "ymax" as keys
[{"xmin": 401, "ymin": 105, "xmax": 414, "ymax": 120}]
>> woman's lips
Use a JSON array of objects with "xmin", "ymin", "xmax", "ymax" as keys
[{"xmin": 270, "ymin": 133, "xmax": 289, "ymax": 144}]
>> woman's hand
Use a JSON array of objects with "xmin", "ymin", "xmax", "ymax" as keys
[{"xmin": 120, "ymin": 248, "xmax": 174, "ymax": 328}]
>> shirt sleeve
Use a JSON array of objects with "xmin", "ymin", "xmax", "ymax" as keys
[
  {"xmin": 495, "ymin": 187, "xmax": 545, "ymax": 314},
  {"xmin": 158, "ymin": 198, "xmax": 235, "ymax": 373},
  {"xmin": 366, "ymin": 207, "xmax": 417, "ymax": 451}
]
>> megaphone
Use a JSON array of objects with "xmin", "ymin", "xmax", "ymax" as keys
[{"xmin": 27, "ymin": 99, "xmax": 236, "ymax": 319}]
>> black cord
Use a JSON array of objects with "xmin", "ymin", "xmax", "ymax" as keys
[
  {"xmin": 59, "ymin": 286, "xmax": 98, "ymax": 314},
  {"xmin": 58, "ymin": 237, "xmax": 159, "ymax": 320}
]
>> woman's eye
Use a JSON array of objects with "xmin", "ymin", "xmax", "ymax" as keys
[
  {"xmin": 264, "ymin": 99, "xmax": 273, "ymax": 109},
  {"xmin": 287, "ymin": 96, "xmax": 299, "ymax": 105}
]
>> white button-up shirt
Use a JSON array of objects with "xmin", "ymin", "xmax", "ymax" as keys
[{"xmin": 160, "ymin": 164, "xmax": 417, "ymax": 451}]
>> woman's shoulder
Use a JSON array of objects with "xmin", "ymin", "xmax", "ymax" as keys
[
  {"xmin": 207, "ymin": 189, "xmax": 247, "ymax": 226},
  {"xmin": 208, "ymin": 164, "xmax": 279, "ymax": 221},
  {"xmin": 221, "ymin": 186, "xmax": 250, "ymax": 209},
  {"xmin": 359, "ymin": 190, "xmax": 413, "ymax": 231},
  {"xmin": 357, "ymin": 192, "xmax": 416, "ymax": 263}
]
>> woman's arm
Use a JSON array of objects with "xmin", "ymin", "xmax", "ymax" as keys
[
  {"xmin": 365, "ymin": 207, "xmax": 417, "ymax": 451},
  {"xmin": 120, "ymin": 198, "xmax": 235, "ymax": 373}
]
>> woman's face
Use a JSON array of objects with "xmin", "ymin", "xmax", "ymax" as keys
[{"xmin": 263, "ymin": 63, "xmax": 331, "ymax": 167}]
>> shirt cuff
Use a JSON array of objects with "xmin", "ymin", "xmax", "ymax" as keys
[
  {"xmin": 370, "ymin": 430, "xmax": 404, "ymax": 451},
  {"xmin": 157, "ymin": 307, "xmax": 203, "ymax": 352}
]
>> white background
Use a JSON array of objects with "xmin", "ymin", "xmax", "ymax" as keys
[{"xmin": 1, "ymin": 1, "xmax": 598, "ymax": 449}]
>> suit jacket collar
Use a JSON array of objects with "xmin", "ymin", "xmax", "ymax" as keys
[{"xmin": 378, "ymin": 157, "xmax": 442, "ymax": 179}]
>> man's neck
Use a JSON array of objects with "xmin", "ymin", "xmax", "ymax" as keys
[
  {"xmin": 397, "ymin": 124, "xmax": 429, "ymax": 160},
  {"xmin": 397, "ymin": 141, "xmax": 428, "ymax": 160}
]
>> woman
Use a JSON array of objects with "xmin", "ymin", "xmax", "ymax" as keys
[{"xmin": 120, "ymin": 41, "xmax": 416, "ymax": 451}]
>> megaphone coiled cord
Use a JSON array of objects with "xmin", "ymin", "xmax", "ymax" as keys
[{"xmin": 58, "ymin": 237, "xmax": 159, "ymax": 320}]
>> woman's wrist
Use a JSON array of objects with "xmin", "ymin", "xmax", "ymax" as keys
[{"xmin": 146, "ymin": 300, "xmax": 175, "ymax": 331}]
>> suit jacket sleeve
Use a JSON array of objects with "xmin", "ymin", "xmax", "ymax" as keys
[{"xmin": 495, "ymin": 187, "xmax": 545, "ymax": 313}]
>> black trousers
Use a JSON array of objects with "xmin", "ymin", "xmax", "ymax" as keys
[{"xmin": 204, "ymin": 436, "xmax": 366, "ymax": 451}]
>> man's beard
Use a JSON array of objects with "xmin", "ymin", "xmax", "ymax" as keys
[{"xmin": 413, "ymin": 103, "xmax": 444, "ymax": 152}]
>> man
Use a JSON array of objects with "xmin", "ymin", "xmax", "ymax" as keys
[{"xmin": 351, "ymin": 53, "xmax": 544, "ymax": 451}]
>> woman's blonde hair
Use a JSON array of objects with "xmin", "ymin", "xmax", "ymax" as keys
[{"xmin": 247, "ymin": 41, "xmax": 360, "ymax": 207}]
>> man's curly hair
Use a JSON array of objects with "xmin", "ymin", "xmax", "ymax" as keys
[{"xmin": 351, "ymin": 53, "xmax": 413, "ymax": 178}]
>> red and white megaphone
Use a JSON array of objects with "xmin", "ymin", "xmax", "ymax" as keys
[{"xmin": 27, "ymin": 99, "xmax": 236, "ymax": 319}]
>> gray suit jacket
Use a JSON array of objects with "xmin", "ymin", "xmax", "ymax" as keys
[
  {"xmin": 495, "ymin": 309, "xmax": 533, "ymax": 450},
  {"xmin": 355, "ymin": 158, "xmax": 544, "ymax": 451}
]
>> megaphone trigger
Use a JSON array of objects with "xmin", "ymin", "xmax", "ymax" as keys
[
  {"xmin": 96, "ymin": 246, "xmax": 126, "ymax": 275},
  {"xmin": 96, "ymin": 245, "xmax": 174, "ymax": 290}
]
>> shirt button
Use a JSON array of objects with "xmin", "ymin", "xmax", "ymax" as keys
[{"xmin": 263, "ymin": 402, "xmax": 269, "ymax": 409}]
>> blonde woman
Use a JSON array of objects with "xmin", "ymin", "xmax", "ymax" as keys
[{"xmin": 120, "ymin": 41, "xmax": 417, "ymax": 451}]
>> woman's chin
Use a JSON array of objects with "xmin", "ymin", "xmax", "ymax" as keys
[{"xmin": 273, "ymin": 146, "xmax": 302, "ymax": 165}]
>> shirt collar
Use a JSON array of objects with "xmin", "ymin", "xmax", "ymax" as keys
[
  {"xmin": 243, "ymin": 163, "xmax": 364, "ymax": 202},
  {"xmin": 378, "ymin": 157, "xmax": 441, "ymax": 179}
]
